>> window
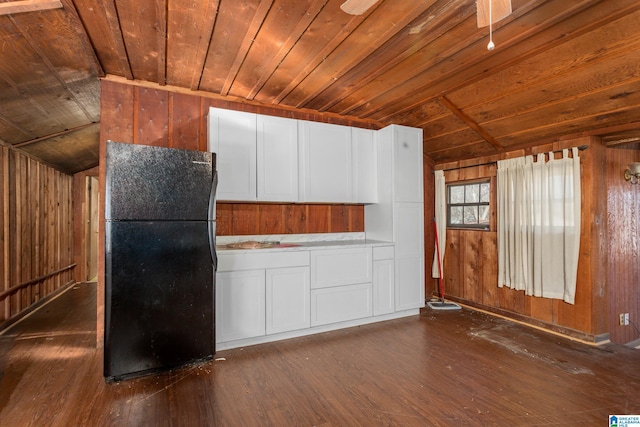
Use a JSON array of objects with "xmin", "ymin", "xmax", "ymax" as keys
[{"xmin": 447, "ymin": 180, "xmax": 490, "ymax": 229}]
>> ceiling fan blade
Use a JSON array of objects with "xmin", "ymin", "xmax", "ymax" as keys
[
  {"xmin": 476, "ymin": 0, "xmax": 512, "ymax": 27},
  {"xmin": 340, "ymin": 0, "xmax": 380, "ymax": 15}
]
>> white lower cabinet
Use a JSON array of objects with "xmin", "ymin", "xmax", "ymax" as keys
[
  {"xmin": 311, "ymin": 283, "xmax": 372, "ymax": 326},
  {"xmin": 266, "ymin": 266, "xmax": 310, "ymax": 334},
  {"xmin": 310, "ymin": 247, "xmax": 373, "ymax": 326},
  {"xmin": 216, "ymin": 243, "xmax": 413, "ymax": 350},
  {"xmin": 216, "ymin": 270, "xmax": 265, "ymax": 343}
]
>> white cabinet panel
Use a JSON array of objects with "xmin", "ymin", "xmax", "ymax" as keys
[
  {"xmin": 298, "ymin": 121, "xmax": 352, "ymax": 202},
  {"xmin": 393, "ymin": 125, "xmax": 423, "ymax": 203},
  {"xmin": 311, "ymin": 283, "xmax": 372, "ymax": 326},
  {"xmin": 373, "ymin": 258, "xmax": 395, "ymax": 316},
  {"xmin": 394, "ymin": 203, "xmax": 424, "ymax": 311},
  {"xmin": 257, "ymin": 115, "xmax": 298, "ymax": 202},
  {"xmin": 394, "ymin": 203, "xmax": 424, "ymax": 258},
  {"xmin": 266, "ymin": 267, "xmax": 310, "ymax": 334},
  {"xmin": 395, "ymin": 256, "xmax": 424, "ymax": 311},
  {"xmin": 310, "ymin": 247, "xmax": 372, "ymax": 289},
  {"xmin": 218, "ymin": 250, "xmax": 309, "ymax": 272},
  {"xmin": 208, "ymin": 108, "xmax": 257, "ymax": 201},
  {"xmin": 216, "ymin": 270, "xmax": 265, "ymax": 343},
  {"xmin": 352, "ymin": 127, "xmax": 377, "ymax": 203}
]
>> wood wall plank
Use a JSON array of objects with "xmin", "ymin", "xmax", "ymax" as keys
[
  {"xmin": 0, "ymin": 146, "xmax": 74, "ymax": 327},
  {"xmin": 606, "ymin": 143, "xmax": 640, "ymax": 344}
]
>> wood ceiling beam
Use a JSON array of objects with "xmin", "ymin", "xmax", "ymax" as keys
[
  {"xmin": 102, "ymin": 0, "xmax": 133, "ymax": 80},
  {"xmin": 0, "ymin": 0, "xmax": 61, "ymax": 16},
  {"xmin": 59, "ymin": 0, "xmax": 104, "ymax": 77},
  {"xmin": 220, "ymin": 0, "xmax": 273, "ymax": 96},
  {"xmin": 438, "ymin": 95, "xmax": 502, "ymax": 151},
  {"xmin": 245, "ymin": 0, "xmax": 327, "ymax": 100},
  {"xmin": 13, "ymin": 122, "xmax": 98, "ymax": 148},
  {"xmin": 190, "ymin": 0, "xmax": 220, "ymax": 90},
  {"xmin": 156, "ymin": 0, "xmax": 167, "ymax": 86}
]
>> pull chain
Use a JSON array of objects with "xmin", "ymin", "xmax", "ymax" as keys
[{"xmin": 487, "ymin": 0, "xmax": 495, "ymax": 50}]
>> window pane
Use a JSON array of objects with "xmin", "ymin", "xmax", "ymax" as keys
[
  {"xmin": 450, "ymin": 206, "xmax": 463, "ymax": 224},
  {"xmin": 479, "ymin": 205, "xmax": 490, "ymax": 224},
  {"xmin": 450, "ymin": 186, "xmax": 464, "ymax": 204},
  {"xmin": 480, "ymin": 182, "xmax": 490, "ymax": 203},
  {"xmin": 463, "ymin": 206, "xmax": 478, "ymax": 224},
  {"xmin": 465, "ymin": 184, "xmax": 479, "ymax": 203}
]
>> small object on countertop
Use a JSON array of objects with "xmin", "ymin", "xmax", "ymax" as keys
[{"xmin": 226, "ymin": 240, "xmax": 278, "ymax": 249}]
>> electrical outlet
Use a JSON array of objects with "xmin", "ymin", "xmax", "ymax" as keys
[
  {"xmin": 620, "ymin": 313, "xmax": 625, "ymax": 326},
  {"xmin": 624, "ymin": 313, "xmax": 630, "ymax": 326}
]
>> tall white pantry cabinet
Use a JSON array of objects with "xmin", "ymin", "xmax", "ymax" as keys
[{"xmin": 365, "ymin": 125, "xmax": 425, "ymax": 311}]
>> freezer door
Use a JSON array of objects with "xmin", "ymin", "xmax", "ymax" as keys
[
  {"xmin": 105, "ymin": 141, "xmax": 214, "ymax": 221},
  {"xmin": 104, "ymin": 221, "xmax": 214, "ymax": 380}
]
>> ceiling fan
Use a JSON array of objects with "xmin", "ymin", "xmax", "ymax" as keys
[
  {"xmin": 340, "ymin": 0, "xmax": 379, "ymax": 15},
  {"xmin": 476, "ymin": 0, "xmax": 512, "ymax": 50},
  {"xmin": 340, "ymin": 0, "xmax": 512, "ymax": 50}
]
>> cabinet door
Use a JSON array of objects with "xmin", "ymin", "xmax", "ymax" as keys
[
  {"xmin": 393, "ymin": 126, "xmax": 423, "ymax": 203},
  {"xmin": 257, "ymin": 115, "xmax": 298, "ymax": 202},
  {"xmin": 298, "ymin": 121, "xmax": 352, "ymax": 202},
  {"xmin": 216, "ymin": 270, "xmax": 265, "ymax": 343},
  {"xmin": 311, "ymin": 283, "xmax": 372, "ymax": 326},
  {"xmin": 208, "ymin": 108, "xmax": 257, "ymax": 201},
  {"xmin": 310, "ymin": 247, "xmax": 372, "ymax": 289},
  {"xmin": 373, "ymin": 258, "xmax": 395, "ymax": 316},
  {"xmin": 266, "ymin": 267, "xmax": 310, "ymax": 334},
  {"xmin": 394, "ymin": 203, "xmax": 425, "ymax": 311},
  {"xmin": 352, "ymin": 127, "xmax": 377, "ymax": 203}
]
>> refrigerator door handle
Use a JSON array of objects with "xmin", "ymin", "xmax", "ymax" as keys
[
  {"xmin": 208, "ymin": 220, "xmax": 218, "ymax": 269},
  {"xmin": 208, "ymin": 171, "xmax": 218, "ymax": 268},
  {"xmin": 208, "ymin": 171, "xmax": 218, "ymax": 223}
]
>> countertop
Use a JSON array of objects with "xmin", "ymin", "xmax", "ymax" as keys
[{"xmin": 216, "ymin": 233, "xmax": 393, "ymax": 254}]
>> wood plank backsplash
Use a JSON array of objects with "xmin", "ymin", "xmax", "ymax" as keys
[{"xmin": 216, "ymin": 203, "xmax": 364, "ymax": 235}]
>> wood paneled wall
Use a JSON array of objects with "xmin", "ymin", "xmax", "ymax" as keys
[
  {"xmin": 73, "ymin": 167, "xmax": 99, "ymax": 283},
  {"xmin": 0, "ymin": 145, "xmax": 75, "ymax": 328},
  {"xmin": 436, "ymin": 137, "xmax": 611, "ymax": 343},
  {"xmin": 606, "ymin": 143, "xmax": 640, "ymax": 344}
]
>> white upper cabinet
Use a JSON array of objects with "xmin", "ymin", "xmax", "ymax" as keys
[
  {"xmin": 208, "ymin": 108, "xmax": 257, "ymax": 201},
  {"xmin": 208, "ymin": 107, "xmax": 378, "ymax": 204},
  {"xmin": 352, "ymin": 127, "xmax": 377, "ymax": 204},
  {"xmin": 208, "ymin": 108, "xmax": 299, "ymax": 202},
  {"xmin": 298, "ymin": 121, "xmax": 352, "ymax": 203},
  {"xmin": 257, "ymin": 115, "xmax": 299, "ymax": 202},
  {"xmin": 392, "ymin": 125, "xmax": 424, "ymax": 203}
]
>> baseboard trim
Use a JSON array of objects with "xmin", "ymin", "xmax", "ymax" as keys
[{"xmin": 439, "ymin": 295, "xmax": 609, "ymax": 346}]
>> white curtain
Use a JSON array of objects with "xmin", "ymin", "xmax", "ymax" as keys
[
  {"xmin": 497, "ymin": 148, "xmax": 581, "ymax": 304},
  {"xmin": 432, "ymin": 170, "xmax": 446, "ymax": 278}
]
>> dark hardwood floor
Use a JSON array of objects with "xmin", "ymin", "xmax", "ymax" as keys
[{"xmin": 1, "ymin": 282, "xmax": 638, "ymax": 426}]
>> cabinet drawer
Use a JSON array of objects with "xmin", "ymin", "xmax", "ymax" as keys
[
  {"xmin": 372, "ymin": 245, "xmax": 394, "ymax": 260},
  {"xmin": 310, "ymin": 248, "xmax": 372, "ymax": 289},
  {"xmin": 311, "ymin": 283, "xmax": 372, "ymax": 326},
  {"xmin": 218, "ymin": 250, "xmax": 309, "ymax": 272}
]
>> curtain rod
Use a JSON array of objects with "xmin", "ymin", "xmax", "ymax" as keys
[{"xmin": 436, "ymin": 144, "xmax": 589, "ymax": 172}]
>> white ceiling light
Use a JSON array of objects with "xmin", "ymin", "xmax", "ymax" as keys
[{"xmin": 340, "ymin": 0, "xmax": 379, "ymax": 16}]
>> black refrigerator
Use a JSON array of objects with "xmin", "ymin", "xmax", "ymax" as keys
[{"xmin": 104, "ymin": 141, "xmax": 217, "ymax": 381}]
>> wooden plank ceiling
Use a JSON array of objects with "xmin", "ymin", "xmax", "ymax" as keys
[{"xmin": 1, "ymin": 0, "xmax": 640, "ymax": 174}]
